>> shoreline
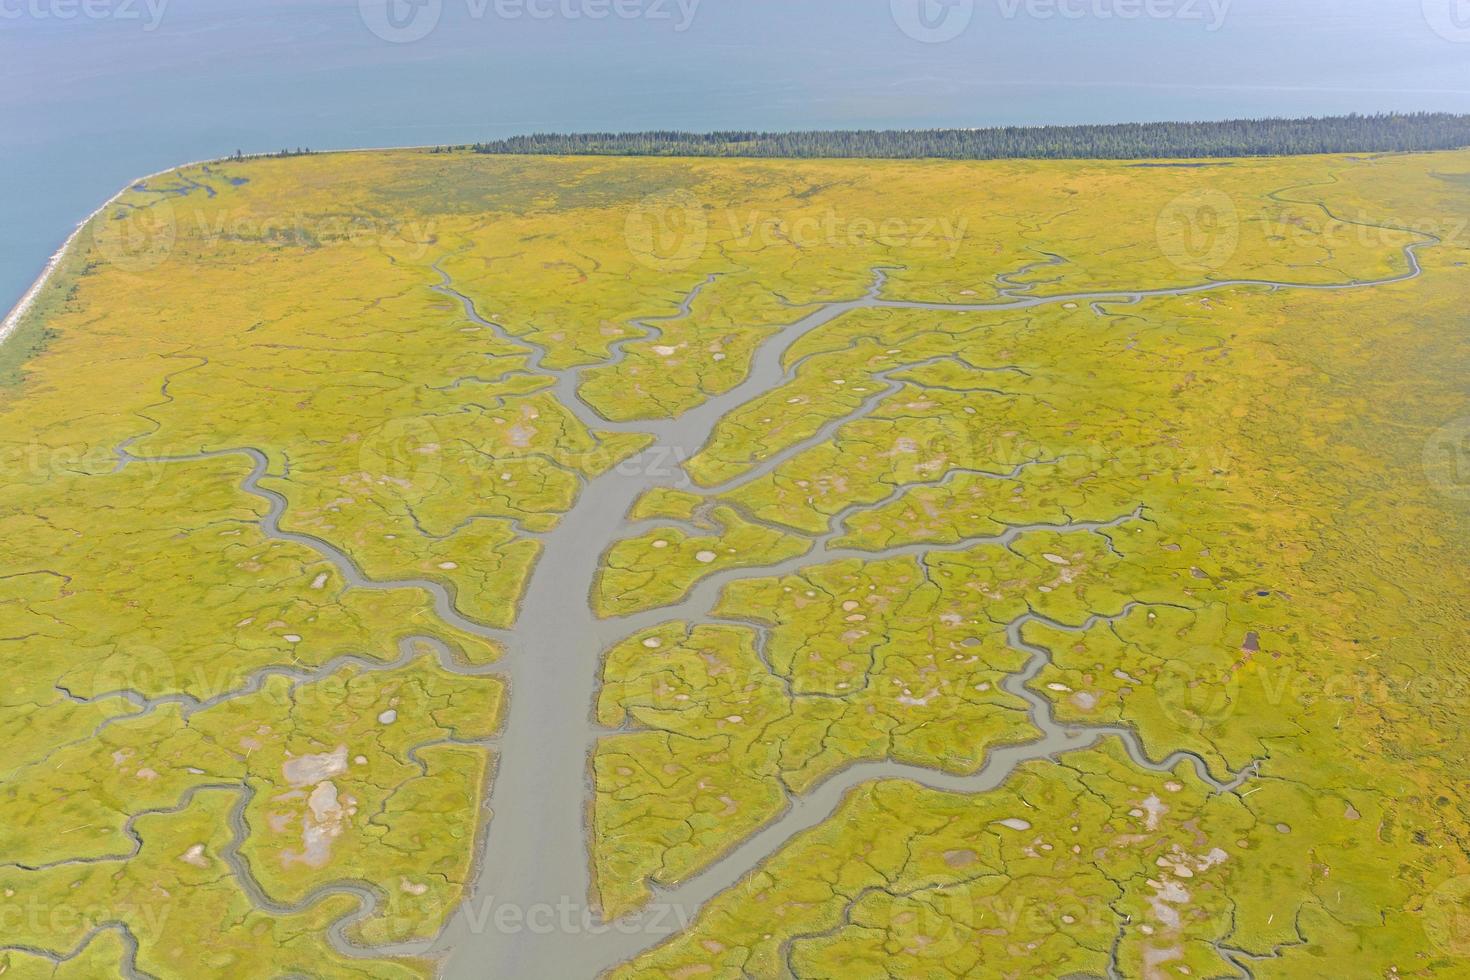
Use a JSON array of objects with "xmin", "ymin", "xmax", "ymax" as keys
[
  {"xmin": 0, "ymin": 143, "xmax": 1450, "ymax": 975},
  {"xmin": 0, "ymin": 209, "xmax": 91, "ymax": 348},
  {"xmin": 0, "ymin": 145, "xmax": 443, "ymax": 354},
  {"xmin": 0, "ymin": 157, "xmax": 219, "ymax": 352},
  {"xmin": 4, "ymin": 137, "xmax": 1456, "ymax": 356}
]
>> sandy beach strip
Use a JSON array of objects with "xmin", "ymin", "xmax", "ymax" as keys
[
  {"xmin": 0, "ymin": 158, "xmax": 216, "ymax": 350},
  {"xmin": 0, "ymin": 144, "xmax": 447, "ymax": 353}
]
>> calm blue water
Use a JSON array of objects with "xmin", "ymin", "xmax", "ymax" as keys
[{"xmin": 2, "ymin": 0, "xmax": 1468, "ymax": 314}]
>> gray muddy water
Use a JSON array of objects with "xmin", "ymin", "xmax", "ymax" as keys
[
  {"xmin": 105, "ymin": 218, "xmax": 1434, "ymax": 978},
  {"xmin": 422, "ymin": 228, "xmax": 1431, "ymax": 978}
]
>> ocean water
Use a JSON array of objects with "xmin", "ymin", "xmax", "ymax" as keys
[{"xmin": 2, "ymin": 0, "xmax": 1468, "ymax": 316}]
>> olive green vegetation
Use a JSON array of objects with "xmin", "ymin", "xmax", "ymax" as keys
[
  {"xmin": 1, "ymin": 147, "xmax": 1466, "ymax": 976},
  {"xmin": 469, "ymin": 112, "xmax": 1470, "ymax": 160},
  {"xmin": 594, "ymin": 506, "xmax": 810, "ymax": 617},
  {"xmin": 589, "ymin": 155, "xmax": 1468, "ymax": 975},
  {"xmin": 0, "ymin": 234, "xmax": 93, "ymax": 386}
]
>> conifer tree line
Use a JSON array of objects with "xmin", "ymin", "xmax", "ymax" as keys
[{"xmin": 450, "ymin": 113, "xmax": 1470, "ymax": 160}]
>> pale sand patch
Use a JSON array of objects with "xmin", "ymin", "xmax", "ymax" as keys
[{"xmin": 283, "ymin": 745, "xmax": 349, "ymax": 788}]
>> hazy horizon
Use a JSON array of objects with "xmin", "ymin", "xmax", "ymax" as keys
[{"xmin": 3, "ymin": 0, "xmax": 1469, "ymax": 316}]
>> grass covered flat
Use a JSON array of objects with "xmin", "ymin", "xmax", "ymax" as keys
[{"xmin": 0, "ymin": 147, "xmax": 1466, "ymax": 978}]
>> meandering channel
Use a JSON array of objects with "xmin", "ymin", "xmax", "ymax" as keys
[
  {"xmin": 422, "ymin": 231, "xmax": 1433, "ymax": 979},
  {"xmin": 99, "ymin": 225, "xmax": 1436, "ymax": 978}
]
